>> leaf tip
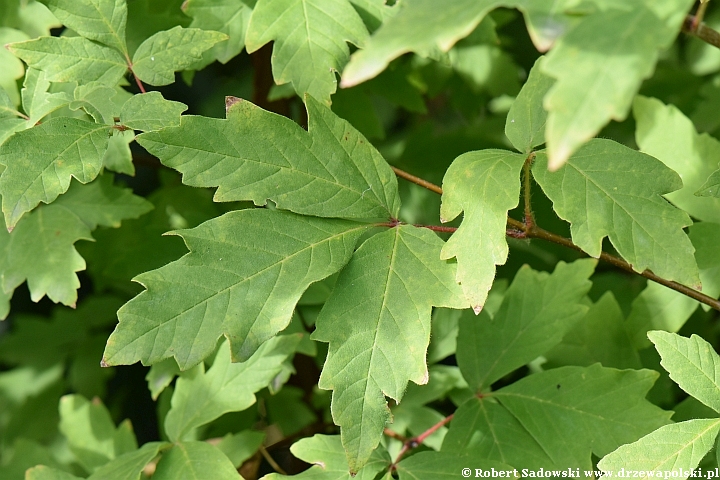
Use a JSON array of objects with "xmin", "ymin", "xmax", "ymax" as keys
[
  {"xmin": 473, "ymin": 304, "xmax": 483, "ymax": 315},
  {"xmin": 225, "ymin": 96, "xmax": 242, "ymax": 114},
  {"xmin": 100, "ymin": 358, "xmax": 110, "ymax": 368}
]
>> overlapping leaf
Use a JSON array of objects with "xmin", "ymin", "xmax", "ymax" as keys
[
  {"xmin": 103, "ymin": 209, "xmax": 368, "ymax": 370},
  {"xmin": 312, "ymin": 225, "xmax": 468, "ymax": 472},
  {"xmin": 541, "ymin": 1, "xmax": 695, "ymax": 169},
  {"xmin": 505, "ymin": 56, "xmax": 553, "ymax": 154},
  {"xmin": 164, "ymin": 335, "xmax": 300, "ymax": 441},
  {"xmin": 21, "ymin": 68, "xmax": 71, "ymax": 126},
  {"xmin": 119, "ymin": 91, "xmax": 187, "ymax": 133},
  {"xmin": 182, "ymin": 0, "xmax": 253, "ymax": 64},
  {"xmin": 440, "ymin": 149, "xmax": 524, "ymax": 311},
  {"xmin": 137, "ymin": 96, "xmax": 400, "ymax": 220},
  {"xmin": 532, "ymin": 138, "xmax": 700, "ymax": 288},
  {"xmin": 246, "ymin": 0, "xmax": 369, "ymax": 103}
]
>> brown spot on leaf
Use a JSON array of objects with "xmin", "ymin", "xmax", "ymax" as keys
[{"xmin": 225, "ymin": 96, "xmax": 243, "ymax": 114}]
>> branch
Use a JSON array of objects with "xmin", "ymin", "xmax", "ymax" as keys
[
  {"xmin": 683, "ymin": 13, "xmax": 720, "ymax": 50},
  {"xmin": 390, "ymin": 414, "xmax": 454, "ymax": 470},
  {"xmin": 392, "ymin": 166, "xmax": 720, "ymax": 312}
]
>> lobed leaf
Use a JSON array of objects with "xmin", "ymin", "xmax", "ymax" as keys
[
  {"xmin": 532, "ymin": 138, "xmax": 700, "ymax": 288},
  {"xmin": 312, "ymin": 225, "xmax": 468, "ymax": 472},
  {"xmin": 182, "ymin": 0, "xmax": 253, "ymax": 64},
  {"xmin": 440, "ymin": 149, "xmax": 525, "ymax": 311},
  {"xmin": 103, "ymin": 209, "xmax": 368, "ymax": 370},
  {"xmin": 246, "ymin": 0, "xmax": 369, "ymax": 103},
  {"xmin": 137, "ymin": 96, "xmax": 400, "ymax": 220}
]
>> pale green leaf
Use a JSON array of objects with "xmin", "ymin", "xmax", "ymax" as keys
[
  {"xmin": 58, "ymin": 394, "xmax": 137, "ymax": 472},
  {"xmin": 505, "ymin": 56, "xmax": 553, "ymax": 153},
  {"xmin": 313, "ymin": 226, "xmax": 468, "ymax": 472},
  {"xmin": 0, "ymin": 28, "xmax": 30, "ymax": 107},
  {"xmin": 69, "ymin": 82, "xmax": 130, "ymax": 124},
  {"xmin": 103, "ymin": 130, "xmax": 135, "ymax": 175},
  {"xmin": 246, "ymin": 0, "xmax": 368, "ymax": 104},
  {"xmin": 396, "ymin": 452, "xmax": 515, "ymax": 480},
  {"xmin": 182, "ymin": 0, "xmax": 253, "ymax": 64},
  {"xmin": 625, "ymin": 282, "xmax": 699, "ymax": 350},
  {"xmin": 39, "ymin": 0, "xmax": 129, "ymax": 55},
  {"xmin": 696, "ymin": 169, "xmax": 720, "ymax": 197},
  {"xmin": 649, "ymin": 331, "xmax": 720, "ymax": 414},
  {"xmin": 216, "ymin": 430, "xmax": 265, "ymax": 468},
  {"xmin": 494, "ymin": 364, "xmax": 672, "ymax": 468},
  {"xmin": 164, "ymin": 335, "xmax": 300, "ymax": 442},
  {"xmin": 545, "ymin": 292, "xmax": 642, "ymax": 370},
  {"xmin": 541, "ymin": 1, "xmax": 694, "ymax": 169},
  {"xmin": 440, "ymin": 149, "xmax": 525, "ymax": 310},
  {"xmin": 0, "ymin": 118, "xmax": 25, "ymax": 149},
  {"xmin": 146, "ymin": 357, "xmax": 181, "ymax": 401},
  {"xmin": 137, "ymin": 96, "xmax": 400, "ymax": 220},
  {"xmin": 598, "ymin": 419, "xmax": 720, "ymax": 476},
  {"xmin": 532, "ymin": 139, "xmax": 700, "ymax": 288},
  {"xmin": 341, "ymin": 0, "xmax": 505, "ymax": 88},
  {"xmin": 22, "ymin": 68, "xmax": 72, "ymax": 125},
  {"xmin": 8, "ymin": 36, "xmax": 128, "ymax": 86},
  {"xmin": 25, "ymin": 466, "xmax": 84, "ymax": 480},
  {"xmin": 152, "ymin": 441, "xmax": 241, "ymax": 480},
  {"xmin": 457, "ymin": 259, "xmax": 594, "ymax": 391},
  {"xmin": 0, "ymin": 117, "xmax": 110, "ymax": 228},
  {"xmin": 103, "ymin": 209, "xmax": 368, "ymax": 370},
  {"xmin": 119, "ymin": 91, "xmax": 187, "ymax": 132},
  {"xmin": 263, "ymin": 434, "xmax": 391, "ymax": 480},
  {"xmin": 634, "ymin": 95, "xmax": 720, "ymax": 222},
  {"xmin": 131, "ymin": 26, "xmax": 228, "ymax": 86},
  {"xmin": 514, "ymin": 0, "xmax": 584, "ymax": 52},
  {"xmin": 87, "ymin": 442, "xmax": 168, "ymax": 480},
  {"xmin": 0, "ymin": 86, "xmax": 23, "ymax": 120}
]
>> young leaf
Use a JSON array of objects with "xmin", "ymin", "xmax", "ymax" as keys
[
  {"xmin": 8, "ymin": 37, "xmax": 128, "ymax": 86},
  {"xmin": 493, "ymin": 364, "xmax": 672, "ymax": 468},
  {"xmin": 263, "ymin": 434, "xmax": 391, "ymax": 480},
  {"xmin": 58, "ymin": 394, "xmax": 137, "ymax": 472},
  {"xmin": 119, "ymin": 91, "xmax": 187, "ymax": 132},
  {"xmin": 87, "ymin": 442, "xmax": 168, "ymax": 480},
  {"xmin": 456, "ymin": 259, "xmax": 594, "ymax": 391},
  {"xmin": 0, "ymin": 117, "xmax": 111, "ymax": 228},
  {"xmin": 598, "ymin": 419, "xmax": 720, "ymax": 475},
  {"xmin": 164, "ymin": 334, "xmax": 300, "ymax": 442},
  {"xmin": 312, "ymin": 225, "xmax": 468, "ymax": 472},
  {"xmin": 634, "ymin": 95, "xmax": 720, "ymax": 223},
  {"xmin": 505, "ymin": 56, "xmax": 553, "ymax": 154},
  {"xmin": 245, "ymin": 0, "xmax": 369, "ymax": 104},
  {"xmin": 696, "ymin": 168, "xmax": 720, "ymax": 197},
  {"xmin": 131, "ymin": 26, "xmax": 228, "ymax": 86},
  {"xmin": 39, "ymin": 0, "xmax": 129, "ymax": 55},
  {"xmin": 137, "ymin": 96, "xmax": 400, "ymax": 220},
  {"xmin": 341, "ymin": 0, "xmax": 503, "ymax": 87},
  {"xmin": 532, "ymin": 138, "xmax": 700, "ymax": 288},
  {"xmin": 182, "ymin": 0, "xmax": 253, "ymax": 64},
  {"xmin": 649, "ymin": 331, "xmax": 720, "ymax": 414},
  {"xmin": 152, "ymin": 441, "xmax": 241, "ymax": 480},
  {"xmin": 103, "ymin": 209, "xmax": 368, "ymax": 370},
  {"xmin": 541, "ymin": 1, "xmax": 694, "ymax": 169},
  {"xmin": 440, "ymin": 149, "xmax": 525, "ymax": 311}
]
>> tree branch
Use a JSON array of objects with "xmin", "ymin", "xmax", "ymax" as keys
[
  {"xmin": 392, "ymin": 166, "xmax": 720, "ymax": 312},
  {"xmin": 390, "ymin": 414, "xmax": 454, "ymax": 470},
  {"xmin": 683, "ymin": 13, "xmax": 720, "ymax": 50}
]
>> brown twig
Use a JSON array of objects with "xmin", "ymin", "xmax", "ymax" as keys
[
  {"xmin": 683, "ymin": 13, "xmax": 720, "ymax": 49},
  {"xmin": 392, "ymin": 166, "xmax": 720, "ymax": 312},
  {"xmin": 383, "ymin": 428, "xmax": 408, "ymax": 443},
  {"xmin": 390, "ymin": 414, "xmax": 454, "ymax": 471},
  {"xmin": 259, "ymin": 445, "xmax": 287, "ymax": 475}
]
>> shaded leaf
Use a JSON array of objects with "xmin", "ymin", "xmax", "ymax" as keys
[
  {"xmin": 103, "ymin": 209, "xmax": 368, "ymax": 369},
  {"xmin": 313, "ymin": 225, "xmax": 468, "ymax": 472},
  {"xmin": 505, "ymin": 56, "xmax": 553, "ymax": 153},
  {"xmin": 182, "ymin": 0, "xmax": 253, "ymax": 64},
  {"xmin": 152, "ymin": 441, "xmax": 241, "ymax": 480},
  {"xmin": 216, "ymin": 430, "xmax": 265, "ymax": 468},
  {"xmin": 396, "ymin": 452, "xmax": 514, "ymax": 480},
  {"xmin": 146, "ymin": 357, "xmax": 181, "ymax": 401},
  {"xmin": 87, "ymin": 442, "xmax": 168, "ymax": 480}
]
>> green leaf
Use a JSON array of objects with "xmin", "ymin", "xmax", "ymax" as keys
[
  {"xmin": 541, "ymin": 1, "xmax": 695, "ymax": 169},
  {"xmin": 505, "ymin": 56, "xmax": 553, "ymax": 154},
  {"xmin": 164, "ymin": 334, "xmax": 300, "ymax": 442},
  {"xmin": 263, "ymin": 434, "xmax": 391, "ymax": 480},
  {"xmin": 312, "ymin": 225, "xmax": 468, "ymax": 472},
  {"xmin": 0, "ymin": 27, "xmax": 30, "ymax": 107},
  {"xmin": 456, "ymin": 259, "xmax": 594, "ymax": 391},
  {"xmin": 515, "ymin": 0, "xmax": 584, "ymax": 52},
  {"xmin": 493, "ymin": 364, "xmax": 671, "ymax": 468},
  {"xmin": 696, "ymin": 169, "xmax": 720, "ymax": 197},
  {"xmin": 39, "ymin": 0, "xmax": 129, "ymax": 55},
  {"xmin": 649, "ymin": 331, "xmax": 720, "ymax": 414},
  {"xmin": 137, "ymin": 96, "xmax": 400, "ymax": 220},
  {"xmin": 87, "ymin": 442, "xmax": 168, "ymax": 480},
  {"xmin": 102, "ymin": 131, "xmax": 135, "ymax": 175},
  {"xmin": 131, "ymin": 26, "xmax": 228, "ymax": 86},
  {"xmin": 215, "ymin": 430, "xmax": 265, "ymax": 468},
  {"xmin": 119, "ymin": 91, "xmax": 187, "ymax": 132},
  {"xmin": 532, "ymin": 139, "xmax": 700, "ymax": 288},
  {"xmin": 69, "ymin": 82, "xmax": 124, "ymax": 124},
  {"xmin": 341, "ymin": 0, "xmax": 504, "ymax": 87},
  {"xmin": 598, "ymin": 419, "xmax": 720, "ymax": 475},
  {"xmin": 245, "ymin": 0, "xmax": 368, "ymax": 104},
  {"xmin": 58, "ymin": 394, "xmax": 137, "ymax": 472},
  {"xmin": 545, "ymin": 291, "xmax": 642, "ymax": 370},
  {"xmin": 8, "ymin": 36, "xmax": 128, "ymax": 86},
  {"xmin": 440, "ymin": 149, "xmax": 525, "ymax": 311},
  {"xmin": 0, "ymin": 117, "xmax": 110, "ymax": 228},
  {"xmin": 396, "ymin": 452, "xmax": 515, "ymax": 480},
  {"xmin": 152, "ymin": 441, "xmax": 241, "ymax": 480},
  {"xmin": 633, "ymin": 95, "xmax": 720, "ymax": 222},
  {"xmin": 146, "ymin": 357, "xmax": 181, "ymax": 401},
  {"xmin": 103, "ymin": 209, "xmax": 368, "ymax": 369},
  {"xmin": 182, "ymin": 0, "xmax": 253, "ymax": 64},
  {"xmin": 21, "ymin": 68, "xmax": 72, "ymax": 125},
  {"xmin": 689, "ymin": 222, "xmax": 720, "ymax": 302},
  {"xmin": 25, "ymin": 466, "xmax": 84, "ymax": 480}
]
